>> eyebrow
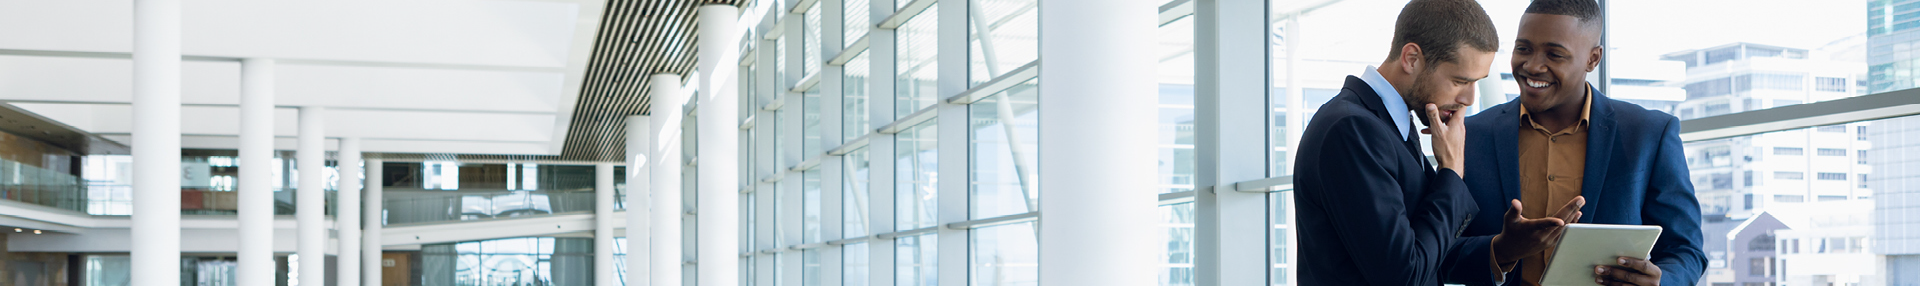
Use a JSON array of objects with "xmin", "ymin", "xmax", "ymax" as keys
[{"xmin": 1514, "ymin": 39, "xmax": 1571, "ymax": 51}]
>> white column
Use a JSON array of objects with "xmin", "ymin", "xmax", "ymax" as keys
[
  {"xmin": 1193, "ymin": 0, "xmax": 1273, "ymax": 285},
  {"xmin": 296, "ymin": 106, "xmax": 327, "ymax": 286},
  {"xmin": 596, "ymin": 162, "xmax": 618, "ymax": 286},
  {"xmin": 363, "ymin": 159, "xmax": 385, "ymax": 286},
  {"xmin": 627, "ymin": 114, "xmax": 653, "ymax": 286},
  {"xmin": 865, "ymin": 0, "xmax": 898, "ymax": 285},
  {"xmin": 337, "ymin": 138, "xmax": 363, "ymax": 286},
  {"xmin": 1036, "ymin": 1, "xmax": 1158, "ymax": 286},
  {"xmin": 646, "ymin": 73, "xmax": 684, "ymax": 286},
  {"xmin": 237, "ymin": 58, "xmax": 276, "ymax": 286},
  {"xmin": 131, "ymin": 0, "xmax": 182, "ymax": 285},
  {"xmin": 697, "ymin": 5, "xmax": 742, "ymax": 286}
]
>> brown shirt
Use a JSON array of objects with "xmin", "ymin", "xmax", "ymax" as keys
[{"xmin": 1505, "ymin": 86, "xmax": 1593, "ymax": 286}]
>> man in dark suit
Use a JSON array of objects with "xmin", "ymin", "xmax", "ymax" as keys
[
  {"xmin": 1292, "ymin": 0, "xmax": 1503, "ymax": 284},
  {"xmin": 1441, "ymin": 1, "xmax": 1706, "ymax": 285}
]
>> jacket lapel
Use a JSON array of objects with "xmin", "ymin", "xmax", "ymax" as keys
[
  {"xmin": 1494, "ymin": 102, "xmax": 1523, "ymax": 205},
  {"xmin": 1578, "ymin": 87, "xmax": 1616, "ymax": 223}
]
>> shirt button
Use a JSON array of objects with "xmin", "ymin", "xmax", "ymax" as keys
[
  {"xmin": 1548, "ymin": 175, "xmax": 1557, "ymax": 181},
  {"xmin": 1551, "ymin": 137, "xmax": 1559, "ymax": 143}
]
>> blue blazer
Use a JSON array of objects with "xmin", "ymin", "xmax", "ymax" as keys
[
  {"xmin": 1441, "ymin": 87, "xmax": 1706, "ymax": 286},
  {"xmin": 1295, "ymin": 76, "xmax": 1480, "ymax": 285}
]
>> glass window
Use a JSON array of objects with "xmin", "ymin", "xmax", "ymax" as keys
[
  {"xmin": 846, "ymin": 0, "xmax": 872, "ymax": 46},
  {"xmin": 846, "ymin": 148, "xmax": 872, "ymax": 237},
  {"xmin": 970, "ymin": 223, "xmax": 1038, "ymax": 286},
  {"xmin": 969, "ymin": 80, "xmax": 1040, "ymax": 219},
  {"xmin": 807, "ymin": 89, "xmax": 824, "ymax": 156},
  {"xmin": 897, "ymin": 234, "xmax": 938, "ymax": 286},
  {"xmin": 803, "ymin": 249, "xmax": 822, "ymax": 286},
  {"xmin": 806, "ymin": 4, "xmax": 823, "ymax": 76},
  {"xmin": 1158, "ymin": 15, "xmax": 1197, "ymax": 195},
  {"xmin": 847, "ymin": 51, "xmax": 874, "ymax": 142},
  {"xmin": 845, "ymin": 242, "xmax": 870, "ymax": 286},
  {"xmin": 804, "ymin": 170, "xmax": 822, "ymax": 243},
  {"xmin": 1159, "ymin": 203, "xmax": 1195, "ymax": 286},
  {"xmin": 966, "ymin": 0, "xmax": 1038, "ymax": 85},
  {"xmin": 896, "ymin": 7, "xmax": 940, "ymax": 120},
  {"xmin": 897, "ymin": 122, "xmax": 939, "ymax": 230}
]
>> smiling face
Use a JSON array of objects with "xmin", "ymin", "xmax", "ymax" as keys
[
  {"xmin": 1407, "ymin": 48, "xmax": 1496, "ymax": 127},
  {"xmin": 1511, "ymin": 13, "xmax": 1603, "ymax": 113}
]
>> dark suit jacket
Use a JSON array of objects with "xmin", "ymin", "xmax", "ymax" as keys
[
  {"xmin": 1441, "ymin": 87, "xmax": 1706, "ymax": 286},
  {"xmin": 1296, "ymin": 76, "xmax": 1480, "ymax": 285}
]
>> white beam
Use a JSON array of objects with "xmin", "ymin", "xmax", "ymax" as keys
[
  {"xmin": 1192, "ymin": 0, "xmax": 1273, "ymax": 285},
  {"xmin": 130, "ymin": 1, "xmax": 183, "ymax": 285}
]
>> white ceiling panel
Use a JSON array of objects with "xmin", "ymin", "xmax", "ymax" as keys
[{"xmin": 0, "ymin": 0, "xmax": 584, "ymax": 67}]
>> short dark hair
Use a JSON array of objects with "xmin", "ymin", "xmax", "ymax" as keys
[
  {"xmin": 1525, "ymin": 0, "xmax": 1603, "ymax": 29},
  {"xmin": 1389, "ymin": 0, "xmax": 1500, "ymax": 68}
]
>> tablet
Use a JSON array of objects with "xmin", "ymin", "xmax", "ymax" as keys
[{"xmin": 1541, "ymin": 223, "xmax": 1663, "ymax": 286}]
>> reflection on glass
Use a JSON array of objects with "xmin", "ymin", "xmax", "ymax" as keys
[
  {"xmin": 846, "ymin": 242, "xmax": 871, "ymax": 286},
  {"xmin": 846, "ymin": 148, "xmax": 873, "ymax": 237},
  {"xmin": 896, "ymin": 123, "xmax": 939, "ymax": 230},
  {"xmin": 896, "ymin": 7, "xmax": 940, "ymax": 120},
  {"xmin": 1158, "ymin": 16, "xmax": 1197, "ymax": 195},
  {"xmin": 897, "ymin": 234, "xmax": 938, "ymax": 286},
  {"xmin": 967, "ymin": 0, "xmax": 1038, "ymax": 85},
  {"xmin": 1159, "ymin": 203, "xmax": 1194, "ymax": 286},
  {"xmin": 846, "ymin": 51, "xmax": 874, "ymax": 142},
  {"xmin": 970, "ymin": 80, "xmax": 1040, "ymax": 219},
  {"xmin": 1270, "ymin": 193, "xmax": 1292, "ymax": 285},
  {"xmin": 846, "ymin": 0, "xmax": 872, "ymax": 46},
  {"xmin": 971, "ymin": 223, "xmax": 1038, "ymax": 286}
]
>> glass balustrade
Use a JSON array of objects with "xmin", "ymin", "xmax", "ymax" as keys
[{"xmin": 382, "ymin": 189, "xmax": 598, "ymax": 226}]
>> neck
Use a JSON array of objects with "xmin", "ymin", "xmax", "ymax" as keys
[{"xmin": 1375, "ymin": 64, "xmax": 1417, "ymax": 113}]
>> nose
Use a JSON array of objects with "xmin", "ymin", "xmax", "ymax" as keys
[{"xmin": 1459, "ymin": 87, "xmax": 1477, "ymax": 107}]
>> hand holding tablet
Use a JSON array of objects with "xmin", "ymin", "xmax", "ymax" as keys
[{"xmin": 1540, "ymin": 224, "xmax": 1662, "ymax": 286}]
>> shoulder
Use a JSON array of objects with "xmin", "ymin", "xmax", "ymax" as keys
[{"xmin": 1306, "ymin": 93, "xmax": 1398, "ymax": 143}]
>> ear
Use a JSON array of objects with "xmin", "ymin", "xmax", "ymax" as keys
[
  {"xmin": 1399, "ymin": 42, "xmax": 1424, "ymax": 75},
  {"xmin": 1586, "ymin": 44, "xmax": 1604, "ymax": 72}
]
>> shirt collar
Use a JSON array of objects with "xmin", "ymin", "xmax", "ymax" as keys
[
  {"xmin": 1518, "ymin": 82, "xmax": 1595, "ymax": 133},
  {"xmin": 1360, "ymin": 66, "xmax": 1413, "ymax": 140}
]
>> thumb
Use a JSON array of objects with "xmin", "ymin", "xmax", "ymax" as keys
[{"xmin": 1505, "ymin": 199, "xmax": 1524, "ymax": 221}]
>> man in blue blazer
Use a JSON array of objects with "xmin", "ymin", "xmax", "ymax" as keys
[
  {"xmin": 1293, "ymin": 0, "xmax": 1506, "ymax": 284},
  {"xmin": 1442, "ymin": 1, "xmax": 1705, "ymax": 285}
]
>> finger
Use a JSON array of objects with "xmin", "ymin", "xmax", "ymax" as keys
[
  {"xmin": 1618, "ymin": 257, "xmax": 1661, "ymax": 277},
  {"xmin": 1506, "ymin": 199, "xmax": 1525, "ymax": 221},
  {"xmin": 1595, "ymin": 265, "xmax": 1638, "ymax": 286},
  {"xmin": 1555, "ymin": 196, "xmax": 1587, "ymax": 222},
  {"xmin": 1426, "ymin": 104, "xmax": 1444, "ymax": 128}
]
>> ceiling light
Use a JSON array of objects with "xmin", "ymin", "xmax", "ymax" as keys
[
  {"xmin": 32, "ymin": 230, "xmax": 40, "ymax": 234},
  {"xmin": 11, "ymin": 228, "xmax": 18, "ymax": 233}
]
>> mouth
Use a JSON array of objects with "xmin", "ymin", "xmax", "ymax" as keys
[{"xmin": 1519, "ymin": 75, "xmax": 1555, "ymax": 91}]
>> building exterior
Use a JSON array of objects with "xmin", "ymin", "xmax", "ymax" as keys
[{"xmin": 1869, "ymin": 1, "xmax": 1920, "ymax": 283}]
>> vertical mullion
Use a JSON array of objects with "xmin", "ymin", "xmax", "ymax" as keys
[
  {"xmin": 820, "ymin": 0, "xmax": 849, "ymax": 285},
  {"xmin": 869, "ymin": 0, "xmax": 901, "ymax": 285},
  {"xmin": 783, "ymin": 7, "xmax": 810, "ymax": 286},
  {"xmin": 1192, "ymin": 0, "xmax": 1271, "ymax": 285},
  {"xmin": 757, "ymin": 8, "xmax": 784, "ymax": 285},
  {"xmin": 935, "ymin": 0, "xmax": 971, "ymax": 286}
]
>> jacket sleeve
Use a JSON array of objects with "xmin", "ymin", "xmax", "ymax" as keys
[
  {"xmin": 1307, "ymin": 118, "xmax": 1482, "ymax": 285},
  {"xmin": 1441, "ymin": 235, "xmax": 1504, "ymax": 286},
  {"xmin": 1645, "ymin": 116, "xmax": 1707, "ymax": 286}
]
